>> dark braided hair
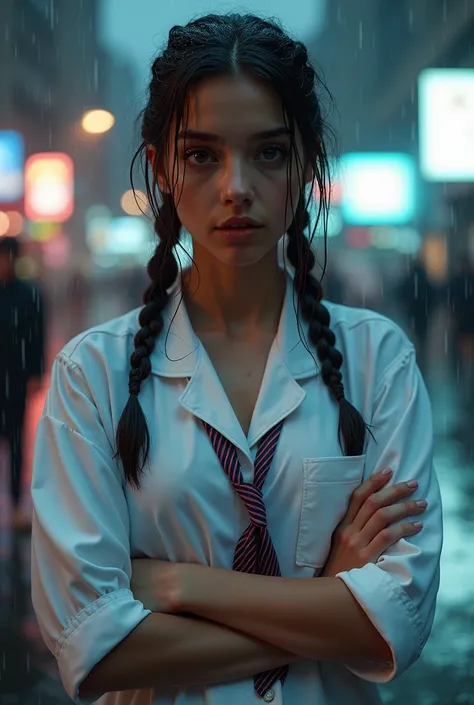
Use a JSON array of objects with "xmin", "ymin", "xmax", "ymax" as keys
[
  {"xmin": 287, "ymin": 197, "xmax": 367, "ymax": 455},
  {"xmin": 114, "ymin": 195, "xmax": 180, "ymax": 489},
  {"xmin": 115, "ymin": 13, "xmax": 370, "ymax": 489}
]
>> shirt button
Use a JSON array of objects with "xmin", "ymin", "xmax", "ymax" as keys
[{"xmin": 263, "ymin": 690, "xmax": 275, "ymax": 703}]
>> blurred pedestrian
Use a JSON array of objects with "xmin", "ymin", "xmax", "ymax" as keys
[{"xmin": 0, "ymin": 236, "xmax": 45, "ymax": 530}]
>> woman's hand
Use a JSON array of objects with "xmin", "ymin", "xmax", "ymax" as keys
[
  {"xmin": 130, "ymin": 558, "xmax": 182, "ymax": 612},
  {"xmin": 321, "ymin": 469, "xmax": 427, "ymax": 577}
]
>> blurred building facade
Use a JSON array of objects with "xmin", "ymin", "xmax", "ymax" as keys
[
  {"xmin": 51, "ymin": 0, "xmax": 111, "ymax": 271},
  {"xmin": 371, "ymin": 0, "xmax": 474, "ymax": 270},
  {"xmin": 0, "ymin": 0, "xmax": 59, "ymax": 155},
  {"xmin": 313, "ymin": 0, "xmax": 474, "ymax": 276},
  {"xmin": 103, "ymin": 51, "xmax": 142, "ymax": 218},
  {"xmin": 0, "ymin": 0, "xmax": 112, "ymax": 275}
]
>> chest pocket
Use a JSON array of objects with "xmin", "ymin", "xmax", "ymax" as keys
[{"xmin": 296, "ymin": 455, "xmax": 366, "ymax": 569}]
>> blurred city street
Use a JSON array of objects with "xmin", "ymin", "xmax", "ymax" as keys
[{"xmin": 0, "ymin": 286, "xmax": 474, "ymax": 705}]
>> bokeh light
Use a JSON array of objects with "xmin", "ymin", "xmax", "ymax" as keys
[
  {"xmin": 0, "ymin": 211, "xmax": 10, "ymax": 236},
  {"xmin": 81, "ymin": 109, "xmax": 115, "ymax": 135},
  {"xmin": 5, "ymin": 210, "xmax": 24, "ymax": 236},
  {"xmin": 121, "ymin": 189, "xmax": 148, "ymax": 216}
]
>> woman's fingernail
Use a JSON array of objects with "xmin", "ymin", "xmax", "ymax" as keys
[
  {"xmin": 407, "ymin": 480, "xmax": 418, "ymax": 488},
  {"xmin": 381, "ymin": 468, "xmax": 392, "ymax": 475}
]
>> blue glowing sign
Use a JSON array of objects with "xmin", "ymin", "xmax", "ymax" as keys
[
  {"xmin": 0, "ymin": 131, "xmax": 24, "ymax": 202},
  {"xmin": 340, "ymin": 153, "xmax": 416, "ymax": 225}
]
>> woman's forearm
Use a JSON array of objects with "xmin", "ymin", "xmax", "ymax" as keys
[
  {"xmin": 80, "ymin": 611, "xmax": 297, "ymax": 699},
  {"xmin": 181, "ymin": 567, "xmax": 392, "ymax": 665}
]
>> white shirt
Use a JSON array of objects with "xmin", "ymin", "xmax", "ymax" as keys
[{"xmin": 31, "ymin": 265, "xmax": 443, "ymax": 705}]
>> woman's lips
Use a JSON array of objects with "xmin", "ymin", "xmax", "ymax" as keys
[{"xmin": 215, "ymin": 225, "xmax": 263, "ymax": 243}]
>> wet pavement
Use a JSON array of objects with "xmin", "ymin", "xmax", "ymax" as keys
[{"xmin": 1, "ymin": 294, "xmax": 473, "ymax": 704}]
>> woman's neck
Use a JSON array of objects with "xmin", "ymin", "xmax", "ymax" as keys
[{"xmin": 182, "ymin": 256, "xmax": 286, "ymax": 340}]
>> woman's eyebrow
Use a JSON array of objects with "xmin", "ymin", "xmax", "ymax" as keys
[{"xmin": 177, "ymin": 127, "xmax": 291, "ymax": 142}]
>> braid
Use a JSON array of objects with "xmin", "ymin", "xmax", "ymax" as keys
[
  {"xmin": 115, "ymin": 195, "xmax": 180, "ymax": 489},
  {"xmin": 287, "ymin": 199, "xmax": 368, "ymax": 455}
]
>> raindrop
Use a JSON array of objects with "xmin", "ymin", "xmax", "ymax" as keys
[
  {"xmin": 4, "ymin": 23, "xmax": 9, "ymax": 41},
  {"xmin": 359, "ymin": 21, "xmax": 363, "ymax": 50},
  {"xmin": 443, "ymin": 0, "xmax": 447, "ymax": 22},
  {"xmin": 408, "ymin": 9, "xmax": 414, "ymax": 33}
]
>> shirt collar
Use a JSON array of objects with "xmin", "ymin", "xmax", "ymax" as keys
[{"xmin": 149, "ymin": 264, "xmax": 320, "ymax": 382}]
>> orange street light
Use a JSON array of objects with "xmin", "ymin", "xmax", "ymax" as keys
[{"xmin": 81, "ymin": 109, "xmax": 115, "ymax": 135}]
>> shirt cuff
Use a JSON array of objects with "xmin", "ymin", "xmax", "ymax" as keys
[
  {"xmin": 336, "ymin": 563, "xmax": 426, "ymax": 682},
  {"xmin": 55, "ymin": 588, "xmax": 151, "ymax": 704}
]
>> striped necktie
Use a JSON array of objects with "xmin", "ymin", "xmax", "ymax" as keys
[{"xmin": 202, "ymin": 419, "xmax": 289, "ymax": 698}]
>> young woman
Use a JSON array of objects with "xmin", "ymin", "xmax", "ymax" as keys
[{"xmin": 30, "ymin": 13, "xmax": 442, "ymax": 705}]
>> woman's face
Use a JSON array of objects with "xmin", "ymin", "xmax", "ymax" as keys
[{"xmin": 158, "ymin": 74, "xmax": 311, "ymax": 268}]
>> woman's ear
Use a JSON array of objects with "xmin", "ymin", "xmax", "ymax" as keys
[
  {"xmin": 147, "ymin": 146, "xmax": 157, "ymax": 171},
  {"xmin": 147, "ymin": 146, "xmax": 169, "ymax": 193}
]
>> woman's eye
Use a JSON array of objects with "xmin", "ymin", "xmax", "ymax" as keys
[
  {"xmin": 183, "ymin": 149, "xmax": 215, "ymax": 165},
  {"xmin": 258, "ymin": 146, "xmax": 288, "ymax": 162},
  {"xmin": 182, "ymin": 146, "xmax": 288, "ymax": 166}
]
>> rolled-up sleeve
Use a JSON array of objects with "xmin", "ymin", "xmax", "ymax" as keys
[
  {"xmin": 336, "ymin": 345, "xmax": 443, "ymax": 682},
  {"xmin": 30, "ymin": 353, "xmax": 151, "ymax": 704}
]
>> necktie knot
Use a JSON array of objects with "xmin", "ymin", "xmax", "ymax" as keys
[{"xmin": 234, "ymin": 482, "xmax": 267, "ymax": 527}]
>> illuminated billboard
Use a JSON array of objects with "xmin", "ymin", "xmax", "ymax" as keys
[
  {"xmin": 0, "ymin": 131, "xmax": 24, "ymax": 202},
  {"xmin": 340, "ymin": 153, "xmax": 416, "ymax": 225},
  {"xmin": 107, "ymin": 217, "xmax": 150, "ymax": 254},
  {"xmin": 87, "ymin": 214, "xmax": 151, "ymax": 256},
  {"xmin": 25, "ymin": 153, "xmax": 74, "ymax": 222},
  {"xmin": 419, "ymin": 68, "xmax": 474, "ymax": 182}
]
